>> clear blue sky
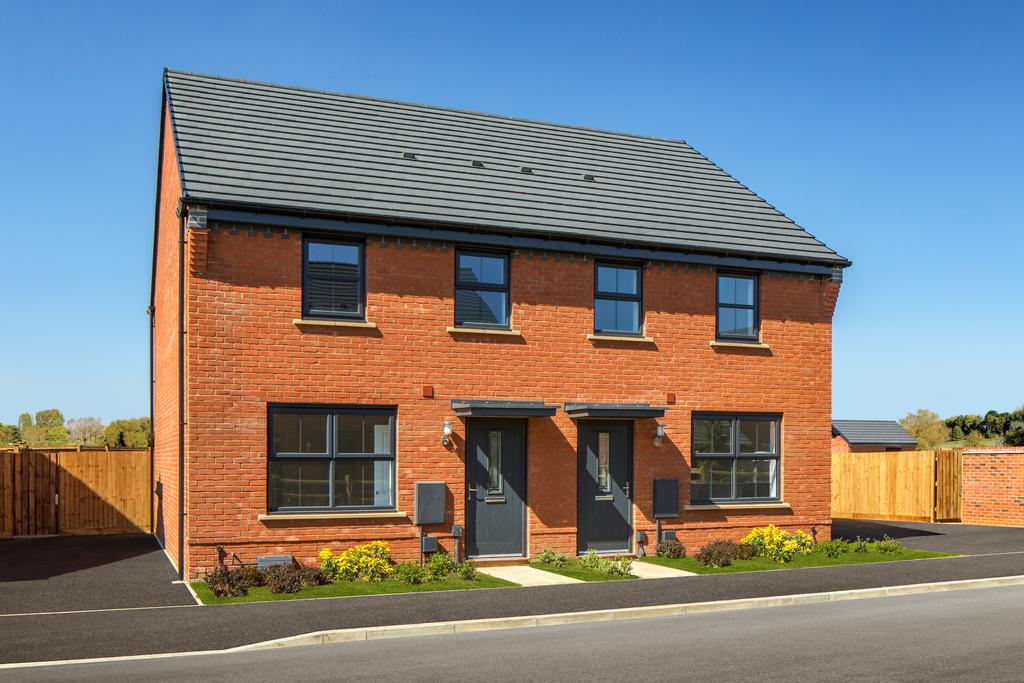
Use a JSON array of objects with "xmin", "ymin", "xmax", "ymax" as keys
[{"xmin": 1, "ymin": 1, "xmax": 1021, "ymax": 425}]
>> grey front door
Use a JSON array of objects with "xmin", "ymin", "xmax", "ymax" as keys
[
  {"xmin": 578, "ymin": 421, "xmax": 632, "ymax": 552},
  {"xmin": 466, "ymin": 419, "xmax": 526, "ymax": 557}
]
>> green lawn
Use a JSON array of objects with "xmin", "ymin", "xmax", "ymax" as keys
[
  {"xmin": 640, "ymin": 548, "xmax": 957, "ymax": 575},
  {"xmin": 192, "ymin": 573, "xmax": 517, "ymax": 605},
  {"xmin": 530, "ymin": 559, "xmax": 639, "ymax": 582}
]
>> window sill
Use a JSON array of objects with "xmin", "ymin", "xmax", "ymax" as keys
[
  {"xmin": 258, "ymin": 511, "xmax": 407, "ymax": 521},
  {"xmin": 709, "ymin": 340, "xmax": 771, "ymax": 350},
  {"xmin": 587, "ymin": 334, "xmax": 655, "ymax": 343},
  {"xmin": 684, "ymin": 502, "xmax": 791, "ymax": 511},
  {"xmin": 293, "ymin": 318, "xmax": 378, "ymax": 329},
  {"xmin": 446, "ymin": 326, "xmax": 522, "ymax": 337}
]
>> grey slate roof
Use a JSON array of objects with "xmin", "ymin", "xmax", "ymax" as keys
[
  {"xmin": 832, "ymin": 420, "xmax": 918, "ymax": 447},
  {"xmin": 164, "ymin": 69, "xmax": 849, "ymax": 267}
]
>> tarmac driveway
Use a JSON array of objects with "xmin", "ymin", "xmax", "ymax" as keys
[
  {"xmin": 833, "ymin": 518, "xmax": 1024, "ymax": 555},
  {"xmin": 0, "ymin": 534, "xmax": 195, "ymax": 615}
]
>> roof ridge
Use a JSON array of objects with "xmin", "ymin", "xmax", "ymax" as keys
[{"xmin": 164, "ymin": 68, "xmax": 687, "ymax": 147}]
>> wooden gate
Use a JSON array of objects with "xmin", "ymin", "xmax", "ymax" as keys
[
  {"xmin": 0, "ymin": 446, "xmax": 151, "ymax": 537},
  {"xmin": 832, "ymin": 449, "xmax": 962, "ymax": 523}
]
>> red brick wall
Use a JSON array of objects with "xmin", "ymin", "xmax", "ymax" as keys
[
  {"xmin": 171, "ymin": 226, "xmax": 840, "ymax": 578},
  {"xmin": 152, "ymin": 106, "xmax": 183, "ymax": 571},
  {"xmin": 831, "ymin": 436, "xmax": 916, "ymax": 454},
  {"xmin": 962, "ymin": 447, "xmax": 1024, "ymax": 527}
]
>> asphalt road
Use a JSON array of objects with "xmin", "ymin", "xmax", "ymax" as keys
[{"xmin": 11, "ymin": 584, "xmax": 1024, "ymax": 681}]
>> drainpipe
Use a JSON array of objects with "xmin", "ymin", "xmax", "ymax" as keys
[{"xmin": 177, "ymin": 207, "xmax": 186, "ymax": 580}]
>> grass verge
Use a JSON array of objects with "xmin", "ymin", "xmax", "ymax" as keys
[
  {"xmin": 531, "ymin": 559, "xmax": 639, "ymax": 582},
  {"xmin": 640, "ymin": 548, "xmax": 957, "ymax": 575},
  {"xmin": 192, "ymin": 573, "xmax": 517, "ymax": 605}
]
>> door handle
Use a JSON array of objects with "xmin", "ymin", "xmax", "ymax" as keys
[{"xmin": 624, "ymin": 482, "xmax": 631, "ymax": 498}]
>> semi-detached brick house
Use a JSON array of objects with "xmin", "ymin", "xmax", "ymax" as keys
[{"xmin": 151, "ymin": 69, "xmax": 851, "ymax": 579}]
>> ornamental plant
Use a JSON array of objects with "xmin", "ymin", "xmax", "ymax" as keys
[
  {"xmin": 742, "ymin": 525, "xmax": 814, "ymax": 563},
  {"xmin": 319, "ymin": 541, "xmax": 395, "ymax": 582}
]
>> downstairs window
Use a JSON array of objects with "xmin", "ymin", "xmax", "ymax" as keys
[{"xmin": 690, "ymin": 414, "xmax": 780, "ymax": 503}]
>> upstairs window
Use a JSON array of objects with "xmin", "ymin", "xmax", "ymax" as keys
[
  {"xmin": 455, "ymin": 250, "xmax": 510, "ymax": 328},
  {"xmin": 303, "ymin": 238, "xmax": 365, "ymax": 320},
  {"xmin": 594, "ymin": 262, "xmax": 642, "ymax": 335},
  {"xmin": 717, "ymin": 273, "xmax": 758, "ymax": 341}
]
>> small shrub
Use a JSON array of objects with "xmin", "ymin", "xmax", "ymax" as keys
[
  {"xmin": 817, "ymin": 539, "xmax": 850, "ymax": 559},
  {"xmin": 394, "ymin": 561, "xmax": 428, "ymax": 585},
  {"xmin": 456, "ymin": 561, "xmax": 479, "ymax": 581},
  {"xmin": 851, "ymin": 536, "xmax": 870, "ymax": 553},
  {"xmin": 695, "ymin": 540, "xmax": 738, "ymax": 568},
  {"xmin": 297, "ymin": 566, "xmax": 329, "ymax": 588},
  {"xmin": 426, "ymin": 552, "xmax": 457, "ymax": 580},
  {"xmin": 735, "ymin": 542, "xmax": 756, "ymax": 561},
  {"xmin": 531, "ymin": 548, "xmax": 568, "ymax": 567},
  {"xmin": 320, "ymin": 542, "xmax": 395, "ymax": 582},
  {"xmin": 230, "ymin": 565, "xmax": 265, "ymax": 591},
  {"xmin": 578, "ymin": 549, "xmax": 604, "ymax": 571},
  {"xmin": 874, "ymin": 535, "xmax": 903, "ymax": 554},
  {"xmin": 205, "ymin": 567, "xmax": 247, "ymax": 598},
  {"xmin": 263, "ymin": 565, "xmax": 303, "ymax": 594},
  {"xmin": 742, "ymin": 525, "xmax": 814, "ymax": 563},
  {"xmin": 655, "ymin": 540, "xmax": 686, "ymax": 559},
  {"xmin": 605, "ymin": 557, "xmax": 633, "ymax": 576}
]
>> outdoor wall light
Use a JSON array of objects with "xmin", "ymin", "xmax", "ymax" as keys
[
  {"xmin": 442, "ymin": 420, "xmax": 453, "ymax": 447},
  {"xmin": 654, "ymin": 424, "xmax": 666, "ymax": 447}
]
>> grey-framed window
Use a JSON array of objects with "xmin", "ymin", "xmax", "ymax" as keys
[
  {"xmin": 454, "ymin": 250, "xmax": 510, "ymax": 328},
  {"xmin": 717, "ymin": 273, "xmax": 758, "ymax": 341},
  {"xmin": 594, "ymin": 261, "xmax": 642, "ymax": 335},
  {"xmin": 690, "ymin": 413, "xmax": 780, "ymax": 503},
  {"xmin": 267, "ymin": 405, "xmax": 396, "ymax": 512},
  {"xmin": 303, "ymin": 237, "xmax": 365, "ymax": 320}
]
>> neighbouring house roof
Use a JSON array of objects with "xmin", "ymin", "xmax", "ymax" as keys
[
  {"xmin": 162, "ymin": 69, "xmax": 849, "ymax": 270},
  {"xmin": 831, "ymin": 420, "xmax": 918, "ymax": 447}
]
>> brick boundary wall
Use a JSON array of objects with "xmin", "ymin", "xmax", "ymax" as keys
[{"xmin": 962, "ymin": 446, "xmax": 1024, "ymax": 527}]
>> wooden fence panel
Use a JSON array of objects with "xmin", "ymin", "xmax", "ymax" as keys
[
  {"xmin": 935, "ymin": 449, "xmax": 963, "ymax": 522},
  {"xmin": 59, "ymin": 448, "xmax": 151, "ymax": 535},
  {"xmin": 832, "ymin": 450, "xmax": 938, "ymax": 522},
  {"xmin": 0, "ymin": 447, "xmax": 150, "ymax": 537},
  {"xmin": 0, "ymin": 450, "xmax": 13, "ymax": 538}
]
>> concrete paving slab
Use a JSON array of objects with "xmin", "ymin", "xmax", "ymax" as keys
[
  {"xmin": 480, "ymin": 566, "xmax": 583, "ymax": 586},
  {"xmin": 629, "ymin": 561, "xmax": 697, "ymax": 579}
]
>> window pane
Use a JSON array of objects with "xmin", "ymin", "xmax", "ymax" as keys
[
  {"xmin": 694, "ymin": 419, "xmax": 733, "ymax": 454},
  {"xmin": 336, "ymin": 415, "xmax": 363, "ymax": 453},
  {"xmin": 595, "ymin": 431, "xmax": 611, "ymax": 493},
  {"xmin": 268, "ymin": 459, "xmax": 329, "ymax": 509},
  {"xmin": 487, "ymin": 431, "xmax": 502, "ymax": 493},
  {"xmin": 272, "ymin": 413, "xmax": 327, "ymax": 454},
  {"xmin": 333, "ymin": 459, "xmax": 393, "ymax": 507},
  {"xmin": 739, "ymin": 420, "xmax": 776, "ymax": 454},
  {"xmin": 366, "ymin": 415, "xmax": 392, "ymax": 455},
  {"xmin": 710, "ymin": 460, "xmax": 733, "ymax": 499},
  {"xmin": 595, "ymin": 298, "xmax": 640, "ymax": 333},
  {"xmin": 457, "ymin": 253, "xmax": 505, "ymax": 286},
  {"xmin": 455, "ymin": 289, "xmax": 508, "ymax": 326},
  {"xmin": 736, "ymin": 459, "xmax": 777, "ymax": 499},
  {"xmin": 719, "ymin": 276, "xmax": 753, "ymax": 305},
  {"xmin": 597, "ymin": 265, "xmax": 638, "ymax": 295},
  {"xmin": 690, "ymin": 458, "xmax": 711, "ymax": 502},
  {"xmin": 718, "ymin": 307, "xmax": 755, "ymax": 338}
]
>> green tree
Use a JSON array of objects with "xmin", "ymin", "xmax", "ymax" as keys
[
  {"xmin": 950, "ymin": 424, "xmax": 965, "ymax": 441},
  {"xmin": 44, "ymin": 425, "xmax": 69, "ymax": 445},
  {"xmin": 899, "ymin": 409, "xmax": 950, "ymax": 450},
  {"xmin": 102, "ymin": 418, "xmax": 152, "ymax": 448},
  {"xmin": 18, "ymin": 413, "xmax": 32, "ymax": 431},
  {"xmin": 0, "ymin": 424, "xmax": 22, "ymax": 445},
  {"xmin": 982, "ymin": 410, "xmax": 1009, "ymax": 438},
  {"xmin": 964, "ymin": 430, "xmax": 986, "ymax": 447},
  {"xmin": 962, "ymin": 414, "xmax": 982, "ymax": 435},
  {"xmin": 34, "ymin": 408, "xmax": 65, "ymax": 430},
  {"xmin": 1006, "ymin": 421, "xmax": 1024, "ymax": 447}
]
